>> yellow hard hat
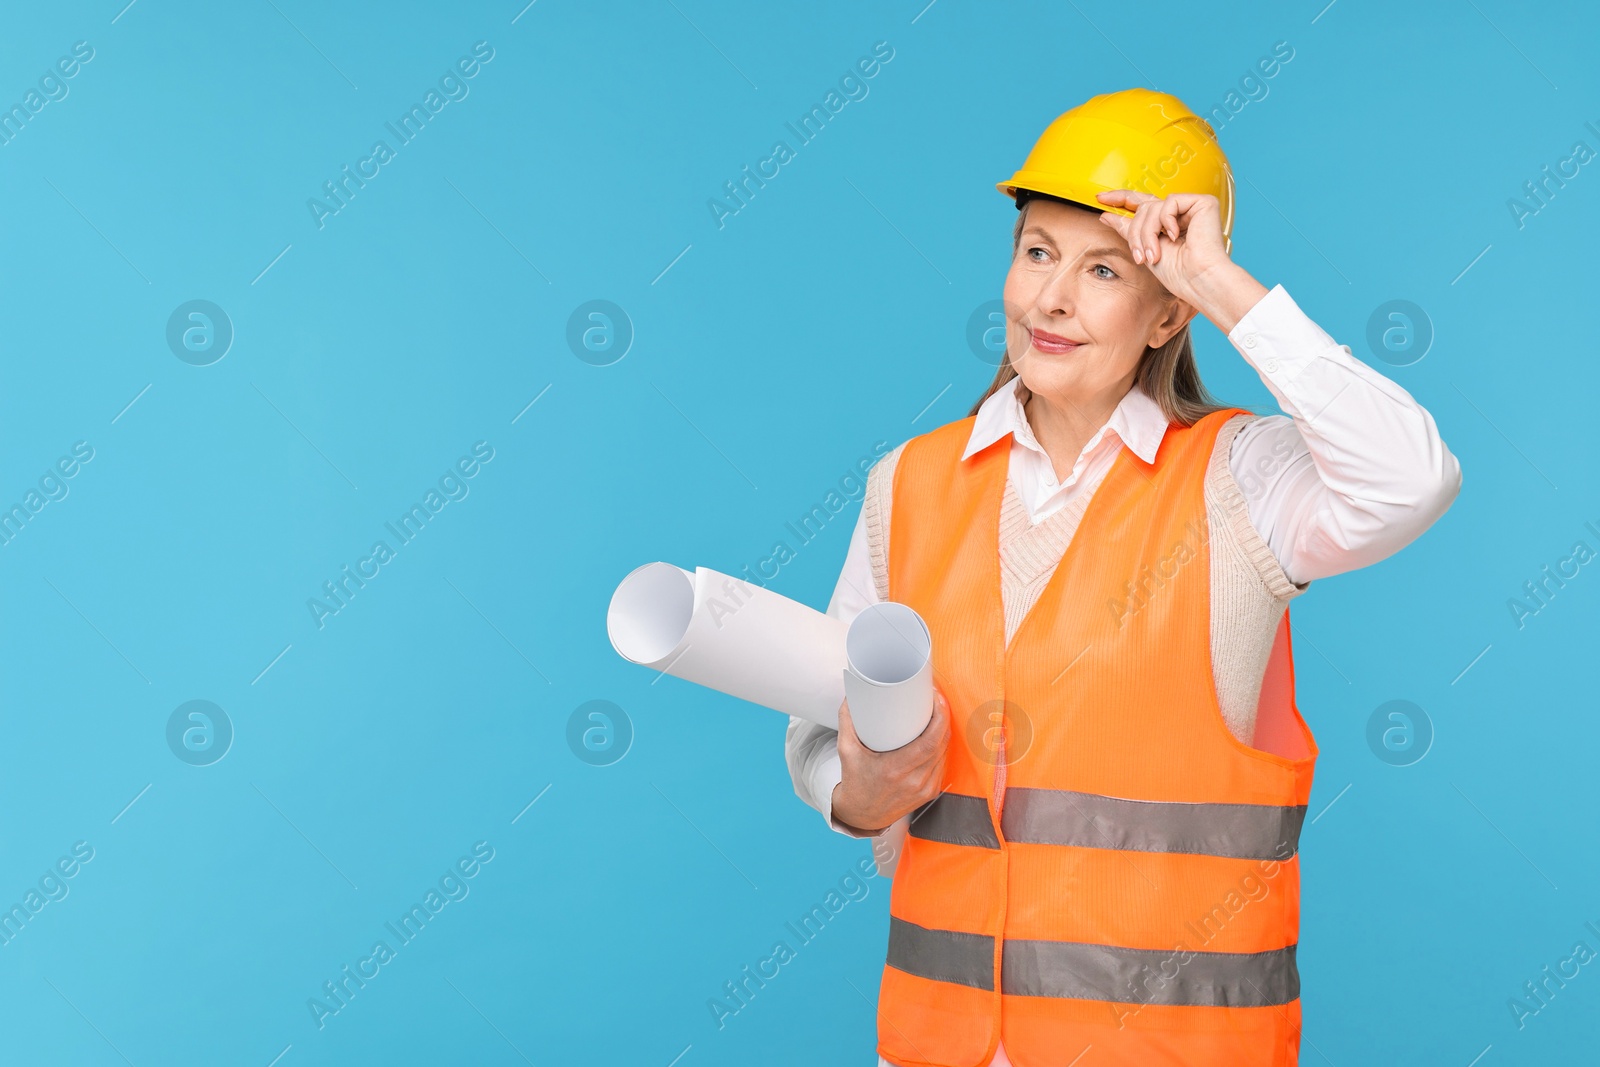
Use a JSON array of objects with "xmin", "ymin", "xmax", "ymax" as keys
[{"xmin": 998, "ymin": 88, "xmax": 1235, "ymax": 254}]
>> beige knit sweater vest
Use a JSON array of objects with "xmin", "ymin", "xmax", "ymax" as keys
[{"xmin": 863, "ymin": 413, "xmax": 1307, "ymax": 746}]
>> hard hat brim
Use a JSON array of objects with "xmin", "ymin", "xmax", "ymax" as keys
[
  {"xmin": 998, "ymin": 173, "xmax": 1232, "ymax": 256},
  {"xmin": 998, "ymin": 173, "xmax": 1137, "ymax": 221}
]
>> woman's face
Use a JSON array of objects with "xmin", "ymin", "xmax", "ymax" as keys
[{"xmin": 1002, "ymin": 197, "xmax": 1189, "ymax": 407}]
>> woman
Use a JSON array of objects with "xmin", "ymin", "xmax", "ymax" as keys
[{"xmin": 785, "ymin": 89, "xmax": 1460, "ymax": 1066}]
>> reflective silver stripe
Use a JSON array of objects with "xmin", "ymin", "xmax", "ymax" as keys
[
  {"xmin": 1004, "ymin": 937, "xmax": 1299, "ymax": 1007},
  {"xmin": 886, "ymin": 918, "xmax": 1299, "ymax": 1007},
  {"xmin": 908, "ymin": 793, "xmax": 1000, "ymax": 849},
  {"xmin": 887, "ymin": 917, "xmax": 994, "ymax": 991},
  {"xmin": 1001, "ymin": 787, "xmax": 1306, "ymax": 861},
  {"xmin": 908, "ymin": 787, "xmax": 1306, "ymax": 860}
]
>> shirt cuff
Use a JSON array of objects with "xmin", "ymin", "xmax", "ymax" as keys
[{"xmin": 1226, "ymin": 283, "xmax": 1342, "ymax": 389}]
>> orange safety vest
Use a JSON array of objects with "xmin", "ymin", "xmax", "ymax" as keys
[{"xmin": 878, "ymin": 407, "xmax": 1319, "ymax": 1067}]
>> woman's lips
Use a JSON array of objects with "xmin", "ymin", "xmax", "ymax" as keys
[{"xmin": 1028, "ymin": 328, "xmax": 1084, "ymax": 355}]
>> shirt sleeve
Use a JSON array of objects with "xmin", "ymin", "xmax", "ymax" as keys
[
  {"xmin": 1225, "ymin": 284, "xmax": 1463, "ymax": 585},
  {"xmin": 783, "ymin": 502, "xmax": 893, "ymax": 839}
]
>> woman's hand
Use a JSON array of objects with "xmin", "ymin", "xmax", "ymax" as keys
[
  {"xmin": 1094, "ymin": 188, "xmax": 1268, "ymax": 336},
  {"xmin": 830, "ymin": 686, "xmax": 951, "ymax": 834},
  {"xmin": 1094, "ymin": 189, "xmax": 1232, "ymax": 308}
]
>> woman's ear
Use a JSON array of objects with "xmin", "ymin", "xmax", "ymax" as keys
[{"xmin": 1148, "ymin": 297, "xmax": 1198, "ymax": 349}]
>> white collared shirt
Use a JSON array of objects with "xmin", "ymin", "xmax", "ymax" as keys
[
  {"xmin": 961, "ymin": 371, "xmax": 1167, "ymax": 523},
  {"xmin": 789, "ymin": 282, "xmax": 1462, "ymax": 844}
]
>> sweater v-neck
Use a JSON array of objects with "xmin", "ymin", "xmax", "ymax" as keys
[{"xmin": 998, "ymin": 469, "xmax": 1106, "ymax": 646}]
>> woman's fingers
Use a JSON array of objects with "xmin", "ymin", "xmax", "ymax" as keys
[
  {"xmin": 1133, "ymin": 202, "xmax": 1164, "ymax": 264},
  {"xmin": 1161, "ymin": 198, "xmax": 1183, "ymax": 243},
  {"xmin": 1103, "ymin": 188, "xmax": 1171, "ymax": 263},
  {"xmin": 1144, "ymin": 202, "xmax": 1177, "ymax": 264},
  {"xmin": 1096, "ymin": 189, "xmax": 1219, "ymax": 266},
  {"xmin": 906, "ymin": 690, "xmax": 948, "ymax": 772},
  {"xmin": 1096, "ymin": 188, "xmax": 1158, "ymax": 209},
  {"xmin": 1138, "ymin": 204, "xmax": 1165, "ymax": 263},
  {"xmin": 928, "ymin": 691, "xmax": 952, "ymax": 746},
  {"xmin": 1147, "ymin": 200, "xmax": 1182, "ymax": 261}
]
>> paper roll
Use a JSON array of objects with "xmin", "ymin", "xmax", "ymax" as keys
[
  {"xmin": 842, "ymin": 602, "xmax": 934, "ymax": 752},
  {"xmin": 606, "ymin": 562, "xmax": 848, "ymax": 730},
  {"xmin": 606, "ymin": 563, "xmax": 935, "ymax": 754}
]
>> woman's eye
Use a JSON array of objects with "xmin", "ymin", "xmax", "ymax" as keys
[
  {"xmin": 1092, "ymin": 263, "xmax": 1117, "ymax": 280},
  {"xmin": 1027, "ymin": 247, "xmax": 1049, "ymax": 262}
]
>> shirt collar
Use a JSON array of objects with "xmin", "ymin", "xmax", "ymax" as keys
[{"xmin": 961, "ymin": 375, "xmax": 1168, "ymax": 465}]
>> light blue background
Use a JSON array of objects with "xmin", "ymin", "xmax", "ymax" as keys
[{"xmin": 0, "ymin": 1, "xmax": 1595, "ymax": 1064}]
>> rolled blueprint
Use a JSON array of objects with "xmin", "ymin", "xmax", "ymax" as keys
[
  {"xmin": 842, "ymin": 602, "xmax": 934, "ymax": 752},
  {"xmin": 607, "ymin": 562, "xmax": 849, "ymax": 729},
  {"xmin": 606, "ymin": 562, "xmax": 934, "ymax": 752}
]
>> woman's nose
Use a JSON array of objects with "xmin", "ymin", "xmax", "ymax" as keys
[{"xmin": 1034, "ymin": 259, "xmax": 1079, "ymax": 316}]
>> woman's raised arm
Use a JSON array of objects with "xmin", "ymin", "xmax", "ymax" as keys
[
  {"xmin": 1098, "ymin": 190, "xmax": 1462, "ymax": 586},
  {"xmin": 1218, "ymin": 279, "xmax": 1463, "ymax": 585}
]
